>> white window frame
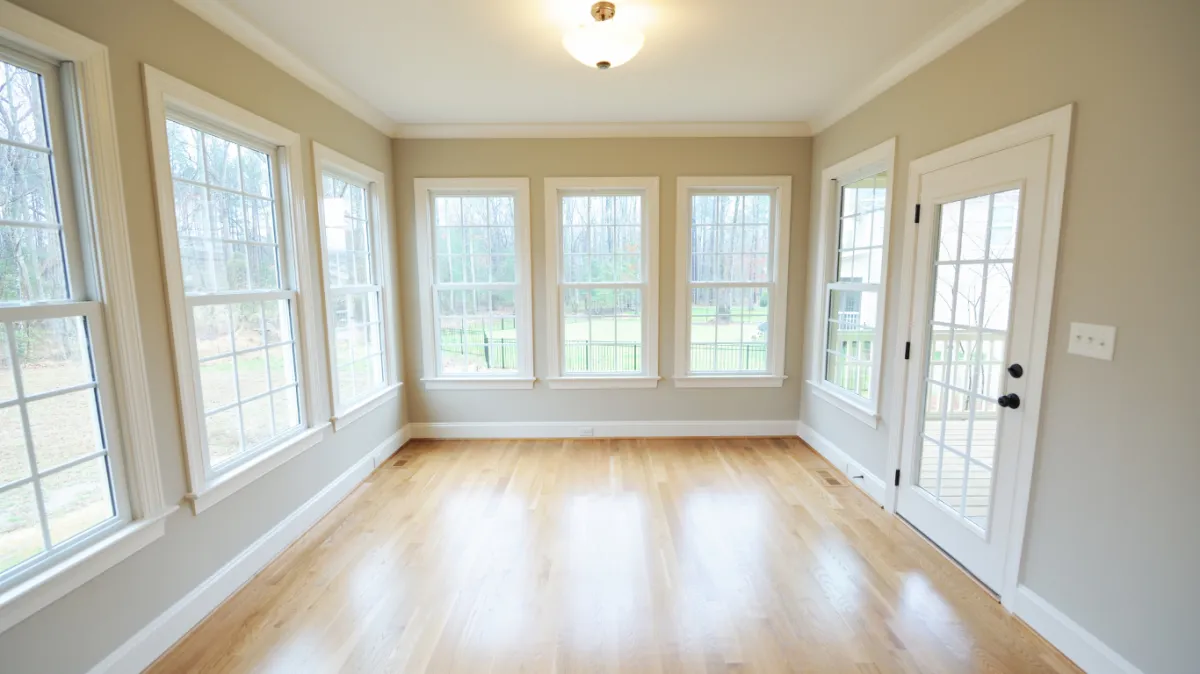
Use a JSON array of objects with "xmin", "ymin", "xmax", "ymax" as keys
[
  {"xmin": 809, "ymin": 138, "xmax": 896, "ymax": 428},
  {"xmin": 0, "ymin": 1, "xmax": 168, "ymax": 635},
  {"xmin": 143, "ymin": 65, "xmax": 327, "ymax": 513},
  {"xmin": 673, "ymin": 177, "xmax": 791, "ymax": 388},
  {"xmin": 544, "ymin": 177, "xmax": 660, "ymax": 389},
  {"xmin": 312, "ymin": 142, "xmax": 400, "ymax": 431},
  {"xmin": 413, "ymin": 178, "xmax": 534, "ymax": 390}
]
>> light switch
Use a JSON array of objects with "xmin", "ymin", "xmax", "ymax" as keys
[{"xmin": 1067, "ymin": 322, "xmax": 1116, "ymax": 361}]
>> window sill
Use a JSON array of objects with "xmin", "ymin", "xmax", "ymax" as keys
[
  {"xmin": 422, "ymin": 377, "xmax": 536, "ymax": 390},
  {"xmin": 0, "ymin": 506, "xmax": 177, "ymax": 635},
  {"xmin": 673, "ymin": 375, "xmax": 786, "ymax": 389},
  {"xmin": 546, "ymin": 376, "xmax": 660, "ymax": 390},
  {"xmin": 332, "ymin": 383, "xmax": 402, "ymax": 432},
  {"xmin": 806, "ymin": 380, "xmax": 879, "ymax": 429},
  {"xmin": 186, "ymin": 424, "xmax": 330, "ymax": 514}
]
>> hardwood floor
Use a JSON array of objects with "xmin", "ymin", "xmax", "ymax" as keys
[{"xmin": 149, "ymin": 438, "xmax": 1078, "ymax": 673}]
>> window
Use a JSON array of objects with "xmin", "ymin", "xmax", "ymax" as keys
[
  {"xmin": 313, "ymin": 143, "xmax": 398, "ymax": 428},
  {"xmin": 674, "ymin": 177, "xmax": 791, "ymax": 387},
  {"xmin": 0, "ymin": 9, "xmax": 165, "ymax": 630},
  {"xmin": 544, "ymin": 178, "xmax": 659, "ymax": 388},
  {"xmin": 144, "ymin": 66, "xmax": 324, "ymax": 511},
  {"xmin": 810, "ymin": 138, "xmax": 895, "ymax": 427},
  {"xmin": 413, "ymin": 179, "xmax": 534, "ymax": 389},
  {"xmin": 0, "ymin": 47, "xmax": 128, "ymax": 586}
]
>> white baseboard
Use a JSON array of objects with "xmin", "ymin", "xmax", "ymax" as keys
[
  {"xmin": 89, "ymin": 429, "xmax": 407, "ymax": 674},
  {"xmin": 796, "ymin": 421, "xmax": 887, "ymax": 506},
  {"xmin": 1013, "ymin": 586, "xmax": 1142, "ymax": 674},
  {"xmin": 408, "ymin": 419, "xmax": 798, "ymax": 439}
]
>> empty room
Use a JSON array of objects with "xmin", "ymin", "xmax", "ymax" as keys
[{"xmin": 0, "ymin": 0, "xmax": 1194, "ymax": 672}]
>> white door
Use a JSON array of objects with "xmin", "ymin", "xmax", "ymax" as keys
[{"xmin": 896, "ymin": 137, "xmax": 1053, "ymax": 592}]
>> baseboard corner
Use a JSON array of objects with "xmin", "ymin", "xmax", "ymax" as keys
[{"xmin": 796, "ymin": 420, "xmax": 887, "ymax": 506}]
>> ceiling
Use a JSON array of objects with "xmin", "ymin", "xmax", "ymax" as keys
[{"xmin": 197, "ymin": 0, "xmax": 1004, "ymax": 134}]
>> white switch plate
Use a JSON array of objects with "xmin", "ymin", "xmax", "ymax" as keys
[{"xmin": 1067, "ymin": 322, "xmax": 1116, "ymax": 360}]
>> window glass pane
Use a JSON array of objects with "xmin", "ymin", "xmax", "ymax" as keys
[
  {"xmin": 203, "ymin": 133, "xmax": 241, "ymax": 192},
  {"xmin": 322, "ymin": 174, "xmax": 373, "ymax": 287},
  {"xmin": 690, "ymin": 194, "xmax": 769, "ymax": 283},
  {"xmin": 0, "ymin": 145, "xmax": 55, "ymax": 225},
  {"xmin": 0, "ymin": 62, "xmax": 48, "ymax": 147},
  {"xmin": 0, "ymin": 225, "xmax": 68, "ymax": 303},
  {"xmin": 436, "ymin": 289, "xmax": 517, "ymax": 374},
  {"xmin": 562, "ymin": 288, "xmax": 641, "ymax": 374},
  {"xmin": 205, "ymin": 407, "xmax": 241, "ymax": 468},
  {"xmin": 689, "ymin": 287, "xmax": 768, "ymax": 374},
  {"xmin": 834, "ymin": 172, "xmax": 887, "ymax": 286},
  {"xmin": 331, "ymin": 288, "xmax": 387, "ymax": 407},
  {"xmin": 27, "ymin": 388, "xmax": 103, "ymax": 473},
  {"xmin": 194, "ymin": 300, "xmax": 299, "ymax": 470},
  {"xmin": 0, "ymin": 485, "xmax": 43, "ymax": 574},
  {"xmin": 42, "ymin": 456, "xmax": 114, "ymax": 545},
  {"xmin": 11, "ymin": 317, "xmax": 92, "ymax": 397},
  {"xmin": 561, "ymin": 194, "xmax": 642, "ymax": 284},
  {"xmin": 168, "ymin": 120, "xmax": 283, "ymax": 294},
  {"xmin": 0, "ymin": 406, "xmax": 29, "ymax": 485},
  {"xmin": 824, "ymin": 289, "xmax": 877, "ymax": 398}
]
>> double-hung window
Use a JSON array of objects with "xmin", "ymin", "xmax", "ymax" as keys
[
  {"xmin": 810, "ymin": 138, "xmax": 895, "ymax": 427},
  {"xmin": 544, "ymin": 178, "xmax": 659, "ymax": 388},
  {"xmin": 0, "ymin": 47, "xmax": 127, "ymax": 587},
  {"xmin": 0, "ymin": 10, "xmax": 165, "ymax": 631},
  {"xmin": 313, "ymin": 143, "xmax": 398, "ymax": 428},
  {"xmin": 414, "ymin": 179, "xmax": 534, "ymax": 389},
  {"xmin": 144, "ymin": 66, "xmax": 323, "ymax": 511},
  {"xmin": 674, "ymin": 177, "xmax": 791, "ymax": 387}
]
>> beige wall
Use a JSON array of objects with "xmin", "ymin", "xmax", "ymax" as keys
[
  {"xmin": 801, "ymin": 0, "xmax": 1199, "ymax": 671},
  {"xmin": 0, "ymin": 0, "xmax": 403, "ymax": 672},
  {"xmin": 395, "ymin": 138, "xmax": 812, "ymax": 425}
]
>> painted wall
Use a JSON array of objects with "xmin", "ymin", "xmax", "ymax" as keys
[
  {"xmin": 395, "ymin": 138, "xmax": 812, "ymax": 425},
  {"xmin": 0, "ymin": 0, "xmax": 404, "ymax": 672},
  {"xmin": 800, "ymin": 0, "xmax": 1199, "ymax": 671}
]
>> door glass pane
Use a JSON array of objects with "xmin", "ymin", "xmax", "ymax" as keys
[{"xmin": 915, "ymin": 189, "xmax": 1021, "ymax": 532}]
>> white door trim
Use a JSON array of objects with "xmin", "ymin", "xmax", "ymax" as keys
[{"xmin": 883, "ymin": 104, "xmax": 1073, "ymax": 609}]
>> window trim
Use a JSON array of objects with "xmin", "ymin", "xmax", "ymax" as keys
[
  {"xmin": 143, "ymin": 64, "xmax": 328, "ymax": 513},
  {"xmin": 312, "ymin": 142, "xmax": 400, "ymax": 430},
  {"xmin": 543, "ymin": 177, "xmax": 661, "ymax": 389},
  {"xmin": 413, "ymin": 178, "xmax": 535, "ymax": 390},
  {"xmin": 808, "ymin": 138, "xmax": 897, "ymax": 427},
  {"xmin": 673, "ymin": 176, "xmax": 792, "ymax": 388},
  {"xmin": 0, "ymin": 2, "xmax": 169, "ymax": 635}
]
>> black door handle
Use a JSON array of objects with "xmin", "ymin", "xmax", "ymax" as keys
[
  {"xmin": 1008, "ymin": 363, "xmax": 1023, "ymax": 378},
  {"xmin": 998, "ymin": 393, "xmax": 1021, "ymax": 409}
]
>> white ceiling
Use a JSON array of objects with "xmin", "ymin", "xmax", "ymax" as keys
[{"xmin": 206, "ymin": 0, "xmax": 997, "ymax": 132}]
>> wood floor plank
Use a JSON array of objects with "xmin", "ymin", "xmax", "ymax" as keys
[{"xmin": 148, "ymin": 438, "xmax": 1079, "ymax": 674}]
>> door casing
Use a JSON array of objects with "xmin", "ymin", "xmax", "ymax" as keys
[{"xmin": 882, "ymin": 104, "xmax": 1074, "ymax": 609}]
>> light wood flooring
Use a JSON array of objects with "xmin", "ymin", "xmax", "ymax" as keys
[{"xmin": 149, "ymin": 438, "xmax": 1079, "ymax": 673}]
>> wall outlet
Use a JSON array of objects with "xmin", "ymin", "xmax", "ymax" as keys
[
  {"xmin": 1067, "ymin": 322, "xmax": 1117, "ymax": 361},
  {"xmin": 579, "ymin": 427, "xmax": 595, "ymax": 437}
]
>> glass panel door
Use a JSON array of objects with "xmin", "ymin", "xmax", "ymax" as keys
[{"xmin": 917, "ymin": 189, "xmax": 1020, "ymax": 532}]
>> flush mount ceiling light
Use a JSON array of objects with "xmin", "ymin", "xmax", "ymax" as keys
[{"xmin": 562, "ymin": 2, "xmax": 645, "ymax": 70}]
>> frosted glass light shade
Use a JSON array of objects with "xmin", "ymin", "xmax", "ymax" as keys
[{"xmin": 562, "ymin": 19, "xmax": 645, "ymax": 69}]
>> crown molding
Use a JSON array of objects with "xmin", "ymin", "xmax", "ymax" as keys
[
  {"xmin": 393, "ymin": 121, "xmax": 811, "ymax": 139},
  {"xmin": 810, "ymin": 0, "xmax": 1026, "ymax": 134},
  {"xmin": 173, "ymin": 0, "xmax": 397, "ymax": 135}
]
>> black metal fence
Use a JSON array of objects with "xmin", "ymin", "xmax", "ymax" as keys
[{"xmin": 438, "ymin": 335, "xmax": 767, "ymax": 374}]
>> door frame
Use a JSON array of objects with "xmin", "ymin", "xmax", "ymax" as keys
[{"xmin": 882, "ymin": 104, "xmax": 1073, "ymax": 608}]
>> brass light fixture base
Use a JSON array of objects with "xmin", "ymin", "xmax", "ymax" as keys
[{"xmin": 591, "ymin": 1, "xmax": 616, "ymax": 22}]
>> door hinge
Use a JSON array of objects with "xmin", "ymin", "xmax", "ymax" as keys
[
  {"xmin": 904, "ymin": 341, "xmax": 911, "ymax": 360},
  {"xmin": 894, "ymin": 469, "xmax": 901, "ymax": 486},
  {"xmin": 914, "ymin": 204, "xmax": 921, "ymax": 223}
]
